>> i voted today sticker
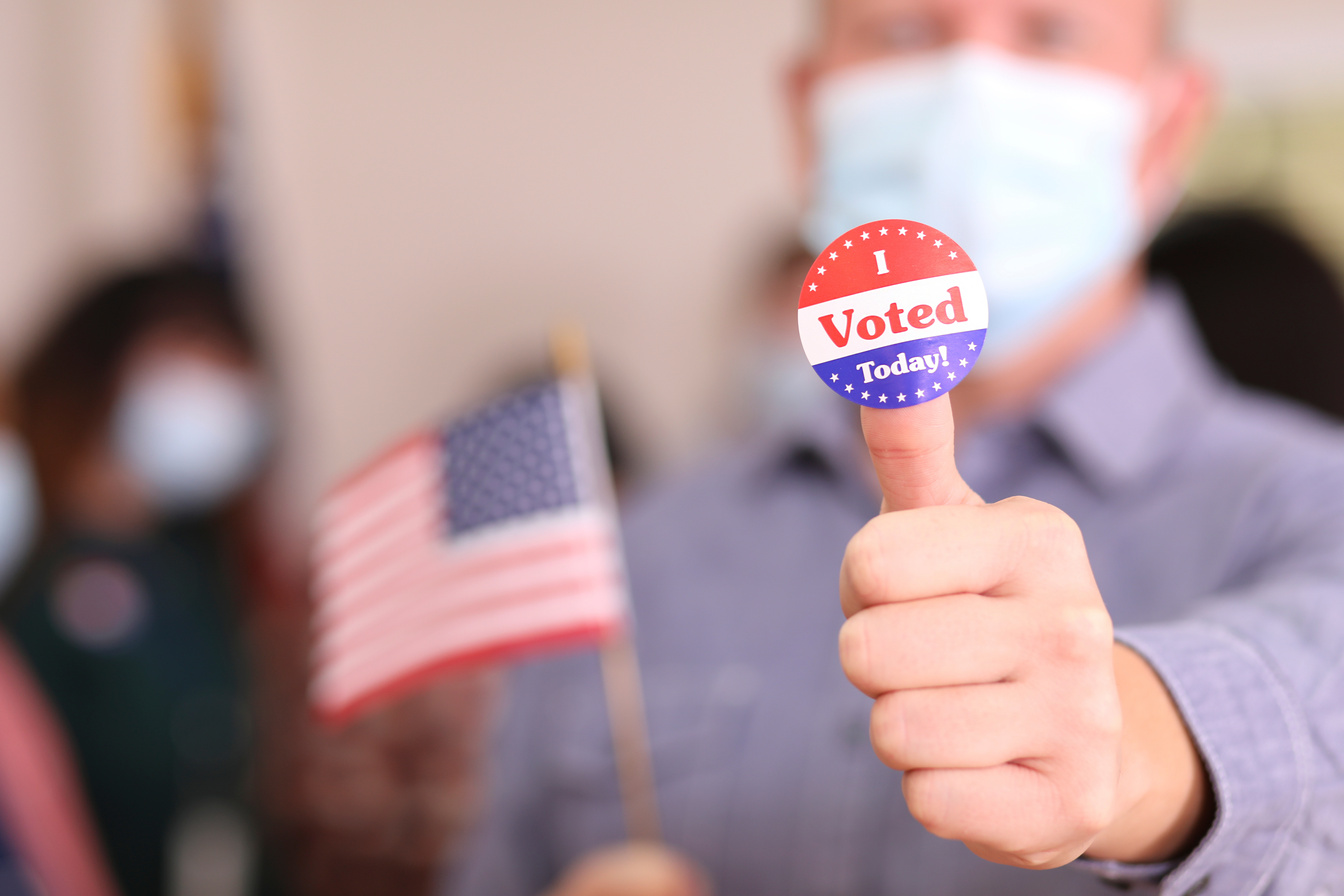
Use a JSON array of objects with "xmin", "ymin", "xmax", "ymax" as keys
[{"xmin": 798, "ymin": 220, "xmax": 988, "ymax": 409}]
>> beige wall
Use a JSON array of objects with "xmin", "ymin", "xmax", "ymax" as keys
[
  {"xmin": 0, "ymin": 0, "xmax": 191, "ymax": 358},
  {"xmin": 4, "ymin": 0, "xmax": 1344, "ymax": 511},
  {"xmin": 221, "ymin": 0, "xmax": 1344, "ymax": 504},
  {"xmin": 227, "ymin": 0, "xmax": 812, "ymax": 503}
]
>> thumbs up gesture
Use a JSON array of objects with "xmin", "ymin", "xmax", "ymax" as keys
[{"xmin": 839, "ymin": 398, "xmax": 1210, "ymax": 869}]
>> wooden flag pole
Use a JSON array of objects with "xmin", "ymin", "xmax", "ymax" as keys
[{"xmin": 550, "ymin": 324, "xmax": 662, "ymax": 842}]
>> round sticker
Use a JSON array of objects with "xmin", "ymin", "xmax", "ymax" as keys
[{"xmin": 798, "ymin": 220, "xmax": 988, "ymax": 408}]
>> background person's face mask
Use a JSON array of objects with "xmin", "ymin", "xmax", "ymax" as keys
[
  {"xmin": 0, "ymin": 432, "xmax": 37, "ymax": 586},
  {"xmin": 113, "ymin": 359, "xmax": 271, "ymax": 514},
  {"xmin": 741, "ymin": 338, "xmax": 839, "ymax": 429},
  {"xmin": 803, "ymin": 45, "xmax": 1147, "ymax": 363}
]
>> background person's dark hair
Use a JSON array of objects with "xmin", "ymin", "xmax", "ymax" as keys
[
  {"xmin": 13, "ymin": 259, "xmax": 262, "ymax": 527},
  {"xmin": 1148, "ymin": 207, "xmax": 1344, "ymax": 421}
]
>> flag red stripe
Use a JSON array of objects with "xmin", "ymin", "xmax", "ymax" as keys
[
  {"xmin": 316, "ymin": 444, "xmax": 440, "ymax": 549},
  {"xmin": 314, "ymin": 620, "xmax": 620, "ymax": 725},
  {"xmin": 321, "ymin": 431, "xmax": 438, "ymax": 506},
  {"xmin": 316, "ymin": 566, "xmax": 621, "ymax": 667},
  {"xmin": 315, "ymin": 526, "xmax": 615, "ymax": 622},
  {"xmin": 314, "ymin": 500, "xmax": 442, "ymax": 592},
  {"xmin": 314, "ymin": 576, "xmax": 623, "ymax": 698},
  {"xmin": 316, "ymin": 537, "xmax": 615, "ymax": 648},
  {"xmin": 315, "ymin": 587, "xmax": 623, "ymax": 708},
  {"xmin": 316, "ymin": 476, "xmax": 440, "ymax": 559}
]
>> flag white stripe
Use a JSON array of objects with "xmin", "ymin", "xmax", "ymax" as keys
[
  {"xmin": 316, "ymin": 577, "xmax": 621, "ymax": 689},
  {"xmin": 317, "ymin": 439, "xmax": 438, "ymax": 525},
  {"xmin": 313, "ymin": 582, "xmax": 622, "ymax": 709},
  {"xmin": 314, "ymin": 538, "xmax": 618, "ymax": 661},
  {"xmin": 316, "ymin": 508, "xmax": 614, "ymax": 621},
  {"xmin": 318, "ymin": 523, "xmax": 611, "ymax": 627},
  {"xmin": 316, "ymin": 468, "xmax": 440, "ymax": 558},
  {"xmin": 314, "ymin": 501, "xmax": 441, "ymax": 594}
]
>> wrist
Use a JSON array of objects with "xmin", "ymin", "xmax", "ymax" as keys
[{"xmin": 1086, "ymin": 643, "xmax": 1213, "ymax": 863}]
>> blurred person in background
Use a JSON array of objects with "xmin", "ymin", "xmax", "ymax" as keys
[
  {"xmin": 0, "ymin": 385, "xmax": 118, "ymax": 896},
  {"xmin": 1, "ymin": 261, "xmax": 278, "ymax": 896},
  {"xmin": 734, "ymin": 239, "xmax": 834, "ymax": 434},
  {"xmin": 1149, "ymin": 206, "xmax": 1344, "ymax": 421},
  {"xmin": 450, "ymin": 0, "xmax": 1344, "ymax": 894}
]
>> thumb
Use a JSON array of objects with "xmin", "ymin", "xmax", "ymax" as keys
[{"xmin": 861, "ymin": 395, "xmax": 982, "ymax": 512}]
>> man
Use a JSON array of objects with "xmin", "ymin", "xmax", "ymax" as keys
[{"xmin": 450, "ymin": 0, "xmax": 1344, "ymax": 893}]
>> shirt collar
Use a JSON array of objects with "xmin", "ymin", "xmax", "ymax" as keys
[
  {"xmin": 1034, "ymin": 287, "xmax": 1221, "ymax": 492},
  {"xmin": 748, "ymin": 395, "xmax": 875, "ymax": 503}
]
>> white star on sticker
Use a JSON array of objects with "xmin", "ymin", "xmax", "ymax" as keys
[
  {"xmin": 879, "ymin": 227, "xmax": 888, "ymax": 236},
  {"xmin": 860, "ymin": 232, "xmax": 870, "ymax": 241},
  {"xmin": 830, "ymin": 373, "xmax": 839, "ymax": 382},
  {"xmin": 844, "ymin": 384, "xmax": 853, "ymax": 393},
  {"xmin": 915, "ymin": 389, "xmax": 926, "ymax": 398},
  {"xmin": 898, "ymin": 228, "xmax": 907, "ymax": 235},
  {"xmin": 844, "ymin": 240, "xmax": 853, "ymax": 249},
  {"xmin": 917, "ymin": 231, "xmax": 926, "ymax": 240},
  {"xmin": 809, "ymin": 283, "xmax": 818, "ymax": 291},
  {"xmin": 829, "ymin": 252, "xmax": 838, "ymax": 260},
  {"xmin": 817, "ymin": 266, "xmax": 827, "ymax": 275},
  {"xmin": 968, "ymin": 342, "xmax": 978, "ymax": 351},
  {"xmin": 933, "ymin": 382, "xmax": 943, "ymax": 391},
  {"xmin": 933, "ymin": 239, "xmax": 943, "ymax": 248},
  {"xmin": 878, "ymin": 394, "xmax": 888, "ymax": 403},
  {"xmin": 897, "ymin": 393, "xmax": 907, "ymax": 402},
  {"xmin": 861, "ymin": 391, "xmax": 870, "ymax": 400},
  {"xmin": 959, "ymin": 358, "xmax": 969, "ymax": 367},
  {"xmin": 947, "ymin": 372, "xmax": 957, "ymax": 381},
  {"xmin": 949, "ymin": 251, "xmax": 958, "ymax": 260}
]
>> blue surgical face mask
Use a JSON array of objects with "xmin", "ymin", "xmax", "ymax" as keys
[
  {"xmin": 113, "ymin": 359, "xmax": 271, "ymax": 514},
  {"xmin": 803, "ymin": 46, "xmax": 1147, "ymax": 363},
  {"xmin": 0, "ymin": 432, "xmax": 37, "ymax": 586},
  {"xmin": 742, "ymin": 339, "xmax": 839, "ymax": 429}
]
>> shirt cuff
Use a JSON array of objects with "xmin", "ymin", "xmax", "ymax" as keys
[{"xmin": 1074, "ymin": 621, "xmax": 1310, "ymax": 895}]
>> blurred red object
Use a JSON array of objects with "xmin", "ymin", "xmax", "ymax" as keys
[{"xmin": 0, "ymin": 634, "xmax": 118, "ymax": 896}]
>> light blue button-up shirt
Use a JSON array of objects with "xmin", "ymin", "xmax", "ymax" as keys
[{"xmin": 450, "ymin": 293, "xmax": 1344, "ymax": 896}]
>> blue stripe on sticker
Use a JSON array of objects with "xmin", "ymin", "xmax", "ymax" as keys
[{"xmin": 812, "ymin": 329, "xmax": 987, "ymax": 408}]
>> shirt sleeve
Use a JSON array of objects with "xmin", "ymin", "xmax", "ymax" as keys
[{"xmin": 1089, "ymin": 457, "xmax": 1344, "ymax": 896}]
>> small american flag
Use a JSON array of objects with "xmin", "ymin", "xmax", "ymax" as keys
[{"xmin": 310, "ymin": 379, "xmax": 627, "ymax": 721}]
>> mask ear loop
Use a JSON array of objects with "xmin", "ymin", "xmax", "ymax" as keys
[{"xmin": 1134, "ymin": 61, "xmax": 1210, "ymax": 242}]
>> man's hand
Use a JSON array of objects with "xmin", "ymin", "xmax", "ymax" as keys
[
  {"xmin": 839, "ymin": 397, "xmax": 1209, "ymax": 869},
  {"xmin": 545, "ymin": 843, "xmax": 711, "ymax": 896}
]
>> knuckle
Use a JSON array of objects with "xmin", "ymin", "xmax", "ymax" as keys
[
  {"xmin": 979, "ymin": 830, "xmax": 1068, "ymax": 870},
  {"xmin": 1047, "ymin": 604, "xmax": 1114, "ymax": 666},
  {"xmin": 1002, "ymin": 497, "xmax": 1087, "ymax": 564},
  {"xmin": 902, "ymin": 771, "xmax": 957, "ymax": 840},
  {"xmin": 1062, "ymin": 788, "xmax": 1115, "ymax": 840},
  {"xmin": 1012, "ymin": 849, "xmax": 1068, "ymax": 871},
  {"xmin": 870, "ymin": 693, "xmax": 912, "ymax": 769},
  {"xmin": 843, "ymin": 522, "xmax": 890, "ymax": 606},
  {"xmin": 837, "ymin": 618, "xmax": 872, "ymax": 687},
  {"xmin": 1083, "ymin": 693, "xmax": 1125, "ymax": 743}
]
